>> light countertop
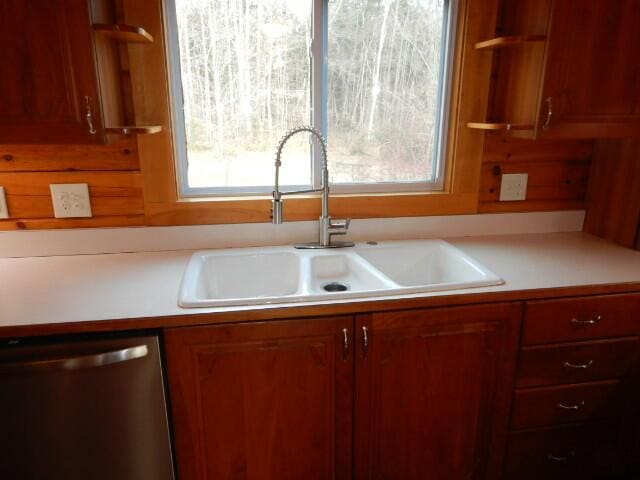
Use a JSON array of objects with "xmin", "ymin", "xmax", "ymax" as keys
[{"xmin": 2, "ymin": 232, "xmax": 640, "ymax": 335}]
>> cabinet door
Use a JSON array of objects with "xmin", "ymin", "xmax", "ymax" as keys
[
  {"xmin": 0, "ymin": 0, "xmax": 103, "ymax": 143},
  {"xmin": 540, "ymin": 0, "xmax": 640, "ymax": 138},
  {"xmin": 165, "ymin": 317, "xmax": 353, "ymax": 480},
  {"xmin": 355, "ymin": 303, "xmax": 521, "ymax": 480}
]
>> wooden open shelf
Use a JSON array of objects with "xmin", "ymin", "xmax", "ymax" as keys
[
  {"xmin": 467, "ymin": 122, "xmax": 534, "ymax": 131},
  {"xmin": 105, "ymin": 126, "xmax": 163, "ymax": 136},
  {"xmin": 474, "ymin": 35, "xmax": 546, "ymax": 50},
  {"xmin": 93, "ymin": 24, "xmax": 154, "ymax": 43}
]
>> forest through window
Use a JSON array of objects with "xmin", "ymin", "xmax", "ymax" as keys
[{"xmin": 169, "ymin": 0, "xmax": 452, "ymax": 195}]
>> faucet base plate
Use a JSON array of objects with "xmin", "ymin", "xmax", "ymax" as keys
[{"xmin": 294, "ymin": 241, "xmax": 355, "ymax": 249}]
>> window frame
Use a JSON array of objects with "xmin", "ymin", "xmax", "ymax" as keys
[
  {"xmin": 165, "ymin": 0, "xmax": 458, "ymax": 198},
  {"xmin": 125, "ymin": 0, "xmax": 498, "ymax": 226}
]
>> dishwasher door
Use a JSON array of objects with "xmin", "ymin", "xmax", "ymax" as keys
[{"xmin": 0, "ymin": 335, "xmax": 174, "ymax": 480}]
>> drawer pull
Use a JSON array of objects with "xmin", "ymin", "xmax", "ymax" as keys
[
  {"xmin": 547, "ymin": 451, "xmax": 575, "ymax": 463},
  {"xmin": 563, "ymin": 360, "xmax": 593, "ymax": 370},
  {"xmin": 556, "ymin": 400, "xmax": 585, "ymax": 411},
  {"xmin": 570, "ymin": 315, "xmax": 602, "ymax": 326}
]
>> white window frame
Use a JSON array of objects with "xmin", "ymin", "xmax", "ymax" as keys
[{"xmin": 164, "ymin": 0, "xmax": 458, "ymax": 198}]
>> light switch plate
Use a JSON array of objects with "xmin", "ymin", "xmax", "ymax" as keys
[
  {"xmin": 0, "ymin": 186, "xmax": 8, "ymax": 219},
  {"xmin": 499, "ymin": 173, "xmax": 528, "ymax": 201},
  {"xmin": 50, "ymin": 183, "xmax": 93, "ymax": 218}
]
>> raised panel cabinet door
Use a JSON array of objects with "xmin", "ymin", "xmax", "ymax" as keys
[
  {"xmin": 0, "ymin": 0, "xmax": 104, "ymax": 143},
  {"xmin": 354, "ymin": 303, "xmax": 522, "ymax": 480},
  {"xmin": 164, "ymin": 317, "xmax": 354, "ymax": 480},
  {"xmin": 540, "ymin": 0, "xmax": 640, "ymax": 138}
]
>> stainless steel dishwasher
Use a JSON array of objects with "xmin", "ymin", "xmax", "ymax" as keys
[{"xmin": 0, "ymin": 335, "xmax": 174, "ymax": 480}]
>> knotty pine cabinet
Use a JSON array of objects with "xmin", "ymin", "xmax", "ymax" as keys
[
  {"xmin": 354, "ymin": 304, "xmax": 521, "ymax": 479},
  {"xmin": 482, "ymin": 0, "xmax": 640, "ymax": 139},
  {"xmin": 505, "ymin": 293, "xmax": 640, "ymax": 479},
  {"xmin": 0, "ymin": 0, "xmax": 158, "ymax": 144},
  {"xmin": 165, "ymin": 316, "xmax": 354, "ymax": 479},
  {"xmin": 0, "ymin": 0, "xmax": 105, "ymax": 143},
  {"xmin": 164, "ymin": 303, "xmax": 521, "ymax": 480}
]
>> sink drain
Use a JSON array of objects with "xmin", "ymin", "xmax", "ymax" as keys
[{"xmin": 322, "ymin": 282, "xmax": 350, "ymax": 292}]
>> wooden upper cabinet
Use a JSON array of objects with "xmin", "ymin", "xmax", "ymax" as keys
[
  {"xmin": 487, "ymin": 0, "xmax": 640, "ymax": 139},
  {"xmin": 541, "ymin": 0, "xmax": 640, "ymax": 138},
  {"xmin": 354, "ymin": 303, "xmax": 521, "ymax": 480},
  {"xmin": 0, "ymin": 0, "xmax": 104, "ymax": 144},
  {"xmin": 164, "ymin": 317, "xmax": 354, "ymax": 480}
]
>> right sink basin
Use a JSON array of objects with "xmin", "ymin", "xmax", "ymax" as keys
[{"xmin": 354, "ymin": 240, "xmax": 503, "ymax": 292}]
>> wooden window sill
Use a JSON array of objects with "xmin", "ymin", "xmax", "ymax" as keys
[{"xmin": 144, "ymin": 192, "xmax": 478, "ymax": 226}]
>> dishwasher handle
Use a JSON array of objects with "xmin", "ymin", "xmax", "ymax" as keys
[{"xmin": 0, "ymin": 345, "xmax": 148, "ymax": 373}]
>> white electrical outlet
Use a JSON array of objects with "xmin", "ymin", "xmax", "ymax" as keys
[
  {"xmin": 499, "ymin": 173, "xmax": 528, "ymax": 201},
  {"xmin": 50, "ymin": 183, "xmax": 93, "ymax": 218},
  {"xmin": 0, "ymin": 186, "xmax": 9, "ymax": 219}
]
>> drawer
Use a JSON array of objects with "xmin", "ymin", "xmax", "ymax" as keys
[
  {"xmin": 505, "ymin": 423, "xmax": 621, "ymax": 480},
  {"xmin": 511, "ymin": 380, "xmax": 623, "ymax": 429},
  {"xmin": 523, "ymin": 293, "xmax": 640, "ymax": 345},
  {"xmin": 516, "ymin": 337, "xmax": 639, "ymax": 388}
]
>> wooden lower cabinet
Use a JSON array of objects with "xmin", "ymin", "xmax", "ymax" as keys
[
  {"xmin": 165, "ymin": 317, "xmax": 354, "ymax": 480},
  {"xmin": 355, "ymin": 303, "xmax": 521, "ymax": 480},
  {"xmin": 504, "ymin": 422, "xmax": 621, "ymax": 480},
  {"xmin": 164, "ymin": 303, "xmax": 521, "ymax": 479},
  {"xmin": 510, "ymin": 380, "xmax": 624, "ymax": 430},
  {"xmin": 506, "ymin": 294, "xmax": 640, "ymax": 479},
  {"xmin": 516, "ymin": 337, "xmax": 639, "ymax": 388}
]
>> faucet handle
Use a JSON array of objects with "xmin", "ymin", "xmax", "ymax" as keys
[
  {"xmin": 331, "ymin": 218, "xmax": 350, "ymax": 229},
  {"xmin": 329, "ymin": 218, "xmax": 351, "ymax": 234}
]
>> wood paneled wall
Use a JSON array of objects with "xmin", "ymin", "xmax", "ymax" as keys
[
  {"xmin": 0, "ymin": 139, "xmax": 145, "ymax": 229},
  {"xmin": 479, "ymin": 135, "xmax": 593, "ymax": 213},
  {"xmin": 0, "ymin": 134, "xmax": 592, "ymax": 230},
  {"xmin": 584, "ymin": 139, "xmax": 640, "ymax": 248}
]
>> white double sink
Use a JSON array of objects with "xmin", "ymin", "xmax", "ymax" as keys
[{"xmin": 179, "ymin": 240, "xmax": 503, "ymax": 308}]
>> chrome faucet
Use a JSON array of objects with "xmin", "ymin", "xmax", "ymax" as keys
[{"xmin": 272, "ymin": 125, "xmax": 353, "ymax": 249}]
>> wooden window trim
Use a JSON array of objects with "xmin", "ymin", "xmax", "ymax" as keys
[{"xmin": 122, "ymin": 0, "xmax": 498, "ymax": 226}]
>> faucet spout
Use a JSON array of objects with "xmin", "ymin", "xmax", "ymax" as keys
[{"xmin": 271, "ymin": 125, "xmax": 353, "ymax": 248}]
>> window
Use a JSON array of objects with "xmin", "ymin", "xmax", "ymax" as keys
[{"xmin": 165, "ymin": 0, "xmax": 456, "ymax": 197}]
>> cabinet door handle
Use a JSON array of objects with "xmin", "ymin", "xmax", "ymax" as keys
[
  {"xmin": 542, "ymin": 96, "xmax": 553, "ymax": 130},
  {"xmin": 85, "ymin": 96, "xmax": 97, "ymax": 135},
  {"xmin": 556, "ymin": 400, "xmax": 585, "ymax": 411},
  {"xmin": 570, "ymin": 315, "xmax": 602, "ymax": 326},
  {"xmin": 362, "ymin": 326, "xmax": 369, "ymax": 357},
  {"xmin": 547, "ymin": 451, "xmax": 575, "ymax": 463},
  {"xmin": 342, "ymin": 328, "xmax": 349, "ymax": 359},
  {"xmin": 563, "ymin": 360, "xmax": 593, "ymax": 370}
]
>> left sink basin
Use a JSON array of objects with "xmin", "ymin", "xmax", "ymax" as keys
[{"xmin": 180, "ymin": 249, "xmax": 302, "ymax": 307}]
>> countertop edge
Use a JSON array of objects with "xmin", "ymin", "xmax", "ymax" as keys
[{"xmin": 3, "ymin": 280, "xmax": 640, "ymax": 339}]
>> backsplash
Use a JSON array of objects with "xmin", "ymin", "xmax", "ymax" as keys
[{"xmin": 0, "ymin": 210, "xmax": 584, "ymax": 258}]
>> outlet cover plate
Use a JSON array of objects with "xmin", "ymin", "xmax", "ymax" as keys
[
  {"xmin": 50, "ymin": 183, "xmax": 93, "ymax": 218},
  {"xmin": 0, "ymin": 186, "xmax": 8, "ymax": 219},
  {"xmin": 499, "ymin": 173, "xmax": 528, "ymax": 201}
]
